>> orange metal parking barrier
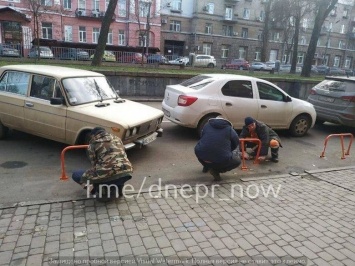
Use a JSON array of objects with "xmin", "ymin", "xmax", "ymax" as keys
[
  {"xmin": 239, "ymin": 138, "xmax": 262, "ymax": 170},
  {"xmin": 320, "ymin": 133, "xmax": 353, "ymax": 159},
  {"xmin": 60, "ymin": 145, "xmax": 88, "ymax": 180}
]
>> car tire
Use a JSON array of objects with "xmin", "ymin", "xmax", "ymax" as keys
[
  {"xmin": 289, "ymin": 114, "xmax": 311, "ymax": 137},
  {"xmin": 239, "ymin": 66, "xmax": 244, "ymax": 70},
  {"xmin": 0, "ymin": 121, "xmax": 9, "ymax": 139},
  {"xmin": 207, "ymin": 63, "xmax": 214, "ymax": 68},
  {"xmin": 197, "ymin": 114, "xmax": 220, "ymax": 138}
]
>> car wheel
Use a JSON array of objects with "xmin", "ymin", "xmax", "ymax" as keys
[
  {"xmin": 197, "ymin": 114, "xmax": 220, "ymax": 138},
  {"xmin": 207, "ymin": 63, "xmax": 214, "ymax": 68},
  {"xmin": 239, "ymin": 66, "xmax": 244, "ymax": 70},
  {"xmin": 221, "ymin": 66, "xmax": 226, "ymax": 69},
  {"xmin": 0, "ymin": 121, "xmax": 9, "ymax": 139},
  {"xmin": 289, "ymin": 114, "xmax": 311, "ymax": 137}
]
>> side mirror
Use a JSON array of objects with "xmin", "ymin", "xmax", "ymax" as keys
[
  {"xmin": 50, "ymin": 97, "xmax": 64, "ymax": 105},
  {"xmin": 285, "ymin": 96, "xmax": 292, "ymax": 102}
]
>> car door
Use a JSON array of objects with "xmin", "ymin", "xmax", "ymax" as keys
[
  {"xmin": 254, "ymin": 81, "xmax": 293, "ymax": 128},
  {"xmin": 24, "ymin": 74, "xmax": 67, "ymax": 141},
  {"xmin": 0, "ymin": 71, "xmax": 29, "ymax": 130},
  {"xmin": 219, "ymin": 79, "xmax": 259, "ymax": 128}
]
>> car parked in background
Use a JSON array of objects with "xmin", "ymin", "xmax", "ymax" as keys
[
  {"xmin": 169, "ymin": 57, "xmax": 189, "ymax": 66},
  {"xmin": 147, "ymin": 54, "xmax": 168, "ymax": 64},
  {"xmin": 162, "ymin": 74, "xmax": 316, "ymax": 137},
  {"xmin": 117, "ymin": 52, "xmax": 145, "ymax": 63},
  {"xmin": 265, "ymin": 61, "xmax": 276, "ymax": 70},
  {"xmin": 221, "ymin": 59, "xmax": 250, "ymax": 70},
  {"xmin": 314, "ymin": 65, "xmax": 330, "ymax": 74},
  {"xmin": 279, "ymin": 64, "xmax": 302, "ymax": 73},
  {"xmin": 328, "ymin": 67, "xmax": 346, "ymax": 76},
  {"xmin": 59, "ymin": 48, "xmax": 90, "ymax": 60},
  {"xmin": 90, "ymin": 50, "xmax": 116, "ymax": 62},
  {"xmin": 307, "ymin": 76, "xmax": 355, "ymax": 127},
  {"xmin": 28, "ymin": 46, "xmax": 54, "ymax": 59},
  {"xmin": 0, "ymin": 65, "xmax": 164, "ymax": 149},
  {"xmin": 0, "ymin": 44, "xmax": 20, "ymax": 57},
  {"xmin": 194, "ymin": 55, "xmax": 216, "ymax": 68},
  {"xmin": 250, "ymin": 62, "xmax": 271, "ymax": 71}
]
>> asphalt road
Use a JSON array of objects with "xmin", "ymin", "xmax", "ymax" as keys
[{"xmin": 1, "ymin": 101, "xmax": 355, "ymax": 207}]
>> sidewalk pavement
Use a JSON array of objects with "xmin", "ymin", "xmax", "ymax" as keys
[{"xmin": 0, "ymin": 167, "xmax": 355, "ymax": 266}]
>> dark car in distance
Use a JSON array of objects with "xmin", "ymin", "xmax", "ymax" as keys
[
  {"xmin": 59, "ymin": 48, "xmax": 90, "ymax": 60},
  {"xmin": 117, "ymin": 52, "xmax": 145, "ymax": 63},
  {"xmin": 221, "ymin": 59, "xmax": 250, "ymax": 70},
  {"xmin": 147, "ymin": 54, "xmax": 168, "ymax": 64}
]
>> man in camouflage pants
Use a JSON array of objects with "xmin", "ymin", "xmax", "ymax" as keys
[{"xmin": 72, "ymin": 127, "xmax": 133, "ymax": 201}]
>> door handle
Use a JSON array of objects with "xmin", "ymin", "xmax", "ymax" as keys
[
  {"xmin": 261, "ymin": 105, "xmax": 267, "ymax": 108},
  {"xmin": 25, "ymin": 102, "xmax": 34, "ymax": 107},
  {"xmin": 225, "ymin": 102, "xmax": 233, "ymax": 106}
]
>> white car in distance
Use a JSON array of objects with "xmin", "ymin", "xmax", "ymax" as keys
[{"xmin": 162, "ymin": 74, "xmax": 316, "ymax": 137}]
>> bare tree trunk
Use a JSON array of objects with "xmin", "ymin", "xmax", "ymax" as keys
[
  {"xmin": 261, "ymin": 0, "xmax": 272, "ymax": 62},
  {"xmin": 91, "ymin": 0, "xmax": 118, "ymax": 66},
  {"xmin": 290, "ymin": 15, "xmax": 300, "ymax": 73},
  {"xmin": 301, "ymin": 0, "xmax": 338, "ymax": 77}
]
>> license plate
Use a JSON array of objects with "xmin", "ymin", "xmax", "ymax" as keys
[
  {"xmin": 162, "ymin": 108, "xmax": 170, "ymax": 117},
  {"xmin": 319, "ymin": 96, "xmax": 334, "ymax": 103},
  {"xmin": 140, "ymin": 132, "xmax": 158, "ymax": 145}
]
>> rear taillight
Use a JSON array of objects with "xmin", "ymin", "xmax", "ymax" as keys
[
  {"xmin": 309, "ymin": 89, "xmax": 317, "ymax": 95},
  {"xmin": 178, "ymin": 95, "xmax": 198, "ymax": 106},
  {"xmin": 341, "ymin": 96, "xmax": 355, "ymax": 102}
]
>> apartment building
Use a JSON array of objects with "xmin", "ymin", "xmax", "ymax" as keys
[
  {"xmin": 160, "ymin": 0, "xmax": 355, "ymax": 69},
  {"xmin": 0, "ymin": 0, "xmax": 161, "ymax": 56}
]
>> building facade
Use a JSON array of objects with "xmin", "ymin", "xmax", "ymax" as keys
[
  {"xmin": 160, "ymin": 0, "xmax": 355, "ymax": 69},
  {"xmin": 0, "ymin": 0, "xmax": 161, "ymax": 56}
]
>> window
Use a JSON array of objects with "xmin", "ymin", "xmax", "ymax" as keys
[
  {"xmin": 139, "ymin": 1, "xmax": 149, "ymax": 17},
  {"xmin": 302, "ymin": 18, "xmax": 308, "ymax": 30},
  {"xmin": 300, "ymin": 36, "xmax": 306, "ymax": 45},
  {"xmin": 242, "ymin": 28, "xmax": 248, "ymax": 38},
  {"xmin": 30, "ymin": 75, "xmax": 56, "ymax": 100},
  {"xmin": 254, "ymin": 49, "xmax": 261, "ymax": 61},
  {"xmin": 0, "ymin": 71, "xmax": 30, "ymax": 96},
  {"xmin": 223, "ymin": 25, "xmax": 233, "ymax": 36},
  {"xmin": 118, "ymin": 30, "xmax": 125, "ymax": 45},
  {"xmin": 339, "ymin": 40, "xmax": 345, "ymax": 49},
  {"xmin": 345, "ymin": 57, "xmax": 351, "ymax": 68},
  {"xmin": 107, "ymin": 29, "xmax": 113, "ymax": 45},
  {"xmin": 78, "ymin": 0, "xmax": 86, "ymax": 10},
  {"xmin": 93, "ymin": 28, "xmax": 100, "ymax": 43},
  {"xmin": 79, "ymin": 26, "xmax": 86, "ymax": 42},
  {"xmin": 63, "ymin": 0, "xmax": 71, "ymax": 9},
  {"xmin": 341, "ymin": 24, "xmax": 345, "ymax": 34},
  {"xmin": 139, "ymin": 34, "xmax": 146, "ymax": 47},
  {"xmin": 205, "ymin": 23, "xmax": 212, "ymax": 34},
  {"xmin": 202, "ymin": 43, "xmax": 212, "ymax": 55},
  {"xmin": 343, "ymin": 9, "xmax": 349, "ymax": 18},
  {"xmin": 273, "ymin": 32, "xmax": 280, "ymax": 41},
  {"xmin": 225, "ymin": 7, "xmax": 233, "ymax": 20},
  {"xmin": 257, "ymin": 82, "xmax": 284, "ymax": 102},
  {"xmin": 41, "ymin": 0, "xmax": 52, "ymax": 6},
  {"xmin": 239, "ymin": 47, "xmax": 246, "ymax": 59},
  {"xmin": 334, "ymin": 56, "xmax": 340, "ymax": 67},
  {"xmin": 297, "ymin": 52, "xmax": 304, "ymax": 64},
  {"xmin": 171, "ymin": 0, "xmax": 182, "ymax": 11},
  {"xmin": 221, "ymin": 45, "xmax": 229, "ymax": 58},
  {"xmin": 259, "ymin": 11, "xmax": 265, "ymax": 21},
  {"xmin": 269, "ymin": 50, "xmax": 277, "ymax": 61},
  {"xmin": 93, "ymin": 0, "xmax": 99, "ymax": 11},
  {"xmin": 42, "ymin": 23, "xmax": 52, "ymax": 39},
  {"xmin": 64, "ymin": 25, "xmax": 72, "ymax": 42},
  {"xmin": 221, "ymin": 80, "xmax": 253, "ymax": 99},
  {"xmin": 169, "ymin": 21, "xmax": 181, "ymax": 32},
  {"xmin": 207, "ymin": 3, "xmax": 214, "ymax": 14},
  {"xmin": 118, "ymin": 0, "xmax": 127, "ymax": 17},
  {"xmin": 105, "ymin": 0, "xmax": 109, "ymax": 11},
  {"xmin": 243, "ymin": 8, "xmax": 250, "ymax": 19}
]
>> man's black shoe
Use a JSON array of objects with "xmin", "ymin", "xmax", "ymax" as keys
[{"xmin": 271, "ymin": 157, "xmax": 279, "ymax": 163}]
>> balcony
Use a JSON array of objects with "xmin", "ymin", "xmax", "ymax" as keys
[
  {"xmin": 223, "ymin": 16, "xmax": 237, "ymax": 23},
  {"xmin": 75, "ymin": 9, "xmax": 116, "ymax": 20}
]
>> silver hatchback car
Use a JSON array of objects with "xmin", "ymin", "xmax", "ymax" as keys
[{"xmin": 307, "ymin": 76, "xmax": 355, "ymax": 126}]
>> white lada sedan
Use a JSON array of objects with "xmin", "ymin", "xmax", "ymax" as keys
[
  {"xmin": 162, "ymin": 74, "xmax": 316, "ymax": 137},
  {"xmin": 0, "ymin": 65, "xmax": 163, "ymax": 149}
]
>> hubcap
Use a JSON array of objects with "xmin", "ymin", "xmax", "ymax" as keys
[{"xmin": 295, "ymin": 119, "xmax": 308, "ymax": 134}]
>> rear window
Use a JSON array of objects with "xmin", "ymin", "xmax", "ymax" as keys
[
  {"xmin": 180, "ymin": 75, "xmax": 213, "ymax": 90},
  {"xmin": 316, "ymin": 79, "xmax": 355, "ymax": 93}
]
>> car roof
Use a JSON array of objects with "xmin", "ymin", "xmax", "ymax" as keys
[
  {"xmin": 0, "ymin": 65, "xmax": 104, "ymax": 79},
  {"xmin": 199, "ymin": 73, "xmax": 269, "ymax": 82}
]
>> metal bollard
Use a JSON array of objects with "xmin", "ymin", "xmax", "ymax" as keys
[
  {"xmin": 60, "ymin": 145, "xmax": 89, "ymax": 180},
  {"xmin": 239, "ymin": 138, "xmax": 262, "ymax": 170},
  {"xmin": 320, "ymin": 133, "xmax": 353, "ymax": 159}
]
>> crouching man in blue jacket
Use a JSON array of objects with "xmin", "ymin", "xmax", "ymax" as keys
[{"xmin": 194, "ymin": 116, "xmax": 241, "ymax": 181}]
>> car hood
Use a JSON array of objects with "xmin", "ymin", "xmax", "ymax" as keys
[{"xmin": 67, "ymin": 99, "xmax": 163, "ymax": 127}]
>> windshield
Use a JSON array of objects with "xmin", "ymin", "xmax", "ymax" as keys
[
  {"xmin": 180, "ymin": 75, "xmax": 213, "ymax": 90},
  {"xmin": 62, "ymin": 76, "xmax": 117, "ymax": 105}
]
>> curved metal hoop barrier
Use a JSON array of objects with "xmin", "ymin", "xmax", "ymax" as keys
[
  {"xmin": 60, "ymin": 145, "xmax": 89, "ymax": 180},
  {"xmin": 320, "ymin": 133, "xmax": 353, "ymax": 160},
  {"xmin": 239, "ymin": 138, "xmax": 262, "ymax": 171}
]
